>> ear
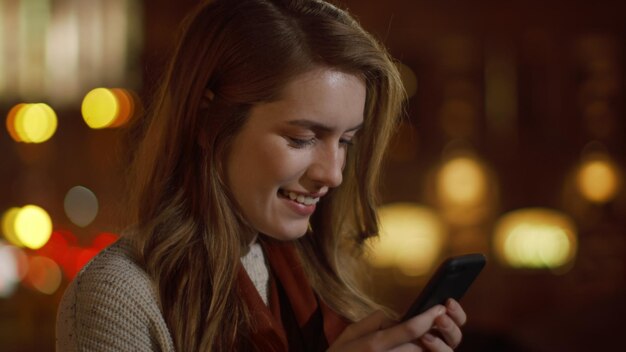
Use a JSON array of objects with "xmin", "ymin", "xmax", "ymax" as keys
[
  {"xmin": 199, "ymin": 89, "xmax": 215, "ymax": 109},
  {"xmin": 197, "ymin": 89, "xmax": 216, "ymax": 149}
]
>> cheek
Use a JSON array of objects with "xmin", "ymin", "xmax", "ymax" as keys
[
  {"xmin": 253, "ymin": 138, "xmax": 307, "ymax": 178},
  {"xmin": 276, "ymin": 146, "xmax": 313, "ymax": 177},
  {"xmin": 230, "ymin": 141, "xmax": 301, "ymax": 193}
]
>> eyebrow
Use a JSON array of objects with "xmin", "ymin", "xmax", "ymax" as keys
[{"xmin": 285, "ymin": 119, "xmax": 363, "ymax": 133}]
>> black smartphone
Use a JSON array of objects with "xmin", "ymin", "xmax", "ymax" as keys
[{"xmin": 401, "ymin": 253, "xmax": 486, "ymax": 321}]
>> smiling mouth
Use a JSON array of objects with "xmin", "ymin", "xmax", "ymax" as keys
[{"xmin": 278, "ymin": 189, "xmax": 320, "ymax": 206}]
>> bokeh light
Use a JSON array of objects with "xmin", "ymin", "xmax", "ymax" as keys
[
  {"xmin": 437, "ymin": 155, "xmax": 488, "ymax": 207},
  {"xmin": 576, "ymin": 154, "xmax": 621, "ymax": 203},
  {"xmin": 82, "ymin": 87, "xmax": 119, "ymax": 128},
  {"xmin": 64, "ymin": 185, "xmax": 99, "ymax": 227},
  {"xmin": 6, "ymin": 103, "xmax": 25, "ymax": 142},
  {"xmin": 76, "ymin": 248, "xmax": 99, "ymax": 274},
  {"xmin": 16, "ymin": 103, "xmax": 58, "ymax": 143},
  {"xmin": 40, "ymin": 230, "xmax": 82, "ymax": 280},
  {"xmin": 35, "ymin": 230, "xmax": 69, "ymax": 261},
  {"xmin": 2, "ymin": 207, "xmax": 24, "ymax": 247},
  {"xmin": 14, "ymin": 205, "xmax": 53, "ymax": 250},
  {"xmin": 0, "ymin": 242, "xmax": 28, "ymax": 298},
  {"xmin": 24, "ymin": 256, "xmax": 62, "ymax": 295},
  {"xmin": 109, "ymin": 88, "xmax": 135, "ymax": 127},
  {"xmin": 6, "ymin": 103, "xmax": 58, "ymax": 143},
  {"xmin": 36, "ymin": 230, "xmax": 118, "ymax": 280},
  {"xmin": 81, "ymin": 87, "xmax": 136, "ymax": 129},
  {"xmin": 494, "ymin": 208, "xmax": 577, "ymax": 270},
  {"xmin": 367, "ymin": 203, "xmax": 446, "ymax": 277},
  {"xmin": 92, "ymin": 232, "xmax": 119, "ymax": 250},
  {"xmin": 8, "ymin": 245, "xmax": 28, "ymax": 281}
]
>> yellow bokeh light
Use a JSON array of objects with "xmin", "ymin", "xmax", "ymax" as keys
[
  {"xmin": 494, "ymin": 208, "xmax": 577, "ymax": 270},
  {"xmin": 437, "ymin": 156, "xmax": 488, "ymax": 207},
  {"xmin": 1, "ymin": 208, "xmax": 23, "ymax": 247},
  {"xmin": 367, "ymin": 203, "xmax": 445, "ymax": 277},
  {"xmin": 576, "ymin": 156, "xmax": 621, "ymax": 203},
  {"xmin": 7, "ymin": 103, "xmax": 57, "ymax": 143},
  {"xmin": 14, "ymin": 103, "xmax": 58, "ymax": 143},
  {"xmin": 82, "ymin": 88, "xmax": 119, "ymax": 129},
  {"xmin": 14, "ymin": 205, "xmax": 53, "ymax": 250},
  {"xmin": 504, "ymin": 224, "xmax": 570, "ymax": 268}
]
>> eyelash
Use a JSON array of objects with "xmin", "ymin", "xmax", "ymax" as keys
[
  {"xmin": 288, "ymin": 137, "xmax": 316, "ymax": 149},
  {"xmin": 287, "ymin": 137, "xmax": 354, "ymax": 149},
  {"xmin": 339, "ymin": 138, "xmax": 354, "ymax": 147}
]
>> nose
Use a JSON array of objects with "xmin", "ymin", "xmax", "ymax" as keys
[{"xmin": 307, "ymin": 143, "xmax": 345, "ymax": 188}]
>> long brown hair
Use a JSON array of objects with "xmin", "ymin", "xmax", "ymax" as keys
[{"xmin": 124, "ymin": 0, "xmax": 404, "ymax": 350}]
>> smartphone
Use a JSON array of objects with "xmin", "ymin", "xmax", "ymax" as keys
[{"xmin": 401, "ymin": 253, "xmax": 486, "ymax": 321}]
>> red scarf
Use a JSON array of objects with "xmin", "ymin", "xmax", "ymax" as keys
[{"xmin": 238, "ymin": 240, "xmax": 349, "ymax": 351}]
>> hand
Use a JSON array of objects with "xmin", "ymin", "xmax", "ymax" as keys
[{"xmin": 328, "ymin": 299, "xmax": 467, "ymax": 352}]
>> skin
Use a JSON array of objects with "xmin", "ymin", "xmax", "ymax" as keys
[
  {"xmin": 331, "ymin": 299, "xmax": 467, "ymax": 352},
  {"xmin": 226, "ymin": 68, "xmax": 364, "ymax": 240},
  {"xmin": 226, "ymin": 68, "xmax": 466, "ymax": 351}
]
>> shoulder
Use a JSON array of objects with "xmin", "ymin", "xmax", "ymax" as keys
[
  {"xmin": 68, "ymin": 238, "xmax": 157, "ymax": 313},
  {"xmin": 56, "ymin": 238, "xmax": 174, "ymax": 351},
  {"xmin": 73, "ymin": 238, "xmax": 153, "ymax": 300}
]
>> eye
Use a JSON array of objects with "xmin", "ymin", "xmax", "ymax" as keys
[
  {"xmin": 287, "ymin": 137, "xmax": 316, "ymax": 149},
  {"xmin": 339, "ymin": 137, "xmax": 354, "ymax": 147}
]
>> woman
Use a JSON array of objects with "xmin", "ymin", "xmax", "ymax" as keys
[{"xmin": 56, "ymin": 0, "xmax": 467, "ymax": 351}]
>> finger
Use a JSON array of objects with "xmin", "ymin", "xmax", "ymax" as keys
[
  {"xmin": 389, "ymin": 343, "xmax": 424, "ymax": 352},
  {"xmin": 371, "ymin": 305, "xmax": 446, "ymax": 350},
  {"xmin": 445, "ymin": 299, "xmax": 467, "ymax": 327},
  {"xmin": 420, "ymin": 333, "xmax": 453, "ymax": 352},
  {"xmin": 434, "ymin": 314, "xmax": 462, "ymax": 348},
  {"xmin": 333, "ymin": 310, "xmax": 396, "ymax": 345}
]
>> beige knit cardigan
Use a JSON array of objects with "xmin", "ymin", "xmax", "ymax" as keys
[{"xmin": 56, "ymin": 239, "xmax": 175, "ymax": 351}]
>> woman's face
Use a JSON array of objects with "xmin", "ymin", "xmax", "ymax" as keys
[{"xmin": 226, "ymin": 68, "xmax": 365, "ymax": 241}]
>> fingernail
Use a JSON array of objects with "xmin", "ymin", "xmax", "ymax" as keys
[
  {"xmin": 423, "ymin": 333, "xmax": 436, "ymax": 342},
  {"xmin": 437, "ymin": 306, "xmax": 446, "ymax": 315},
  {"xmin": 446, "ymin": 299, "xmax": 456, "ymax": 310}
]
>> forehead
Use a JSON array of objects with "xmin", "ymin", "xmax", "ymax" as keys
[
  {"xmin": 279, "ymin": 68, "xmax": 364, "ymax": 100},
  {"xmin": 248, "ymin": 68, "xmax": 366, "ymax": 129}
]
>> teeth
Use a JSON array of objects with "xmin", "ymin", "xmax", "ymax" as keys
[{"xmin": 283, "ymin": 190, "xmax": 319, "ymax": 206}]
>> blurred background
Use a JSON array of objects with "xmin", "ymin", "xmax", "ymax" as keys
[{"xmin": 0, "ymin": 0, "xmax": 624, "ymax": 351}]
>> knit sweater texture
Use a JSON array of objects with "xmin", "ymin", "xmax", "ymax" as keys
[
  {"xmin": 56, "ymin": 237, "xmax": 353, "ymax": 351},
  {"xmin": 56, "ymin": 239, "xmax": 175, "ymax": 351}
]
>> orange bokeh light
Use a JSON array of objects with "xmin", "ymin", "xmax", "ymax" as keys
[
  {"xmin": 6, "ymin": 104, "xmax": 26, "ymax": 142},
  {"xmin": 109, "ymin": 88, "xmax": 135, "ymax": 127}
]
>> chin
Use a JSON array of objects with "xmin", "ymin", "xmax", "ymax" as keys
[{"xmin": 263, "ymin": 224, "xmax": 308, "ymax": 241}]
